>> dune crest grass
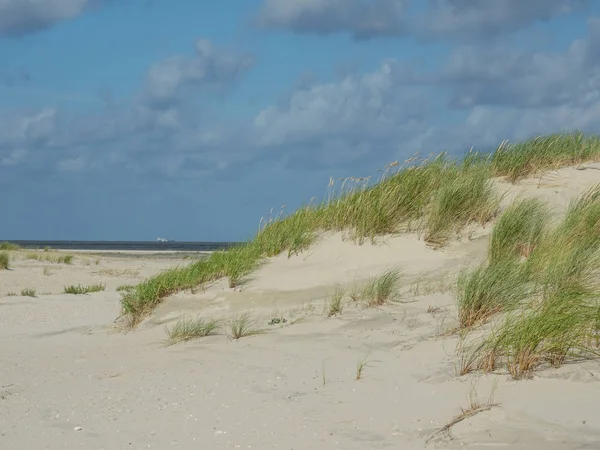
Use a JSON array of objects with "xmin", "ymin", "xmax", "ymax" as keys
[
  {"xmin": 459, "ymin": 184, "xmax": 600, "ymax": 378},
  {"xmin": 121, "ymin": 132, "xmax": 600, "ymax": 327},
  {"xmin": 490, "ymin": 132, "xmax": 600, "ymax": 182}
]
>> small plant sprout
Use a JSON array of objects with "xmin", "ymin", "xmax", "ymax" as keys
[{"xmin": 356, "ymin": 350, "xmax": 372, "ymax": 380}]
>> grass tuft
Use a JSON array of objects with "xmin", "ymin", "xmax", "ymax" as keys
[
  {"xmin": 326, "ymin": 285, "xmax": 345, "ymax": 317},
  {"xmin": 26, "ymin": 253, "xmax": 74, "ymax": 264},
  {"xmin": 461, "ymin": 185, "xmax": 600, "ymax": 377},
  {"xmin": 21, "ymin": 288, "xmax": 36, "ymax": 297},
  {"xmin": 0, "ymin": 242, "xmax": 20, "ymax": 250},
  {"xmin": 359, "ymin": 268, "xmax": 402, "ymax": 307},
  {"xmin": 488, "ymin": 197, "xmax": 550, "ymax": 263},
  {"xmin": 0, "ymin": 252, "xmax": 9, "ymax": 270},
  {"xmin": 63, "ymin": 284, "xmax": 106, "ymax": 295},
  {"xmin": 491, "ymin": 132, "xmax": 600, "ymax": 182},
  {"xmin": 228, "ymin": 312, "xmax": 264, "ymax": 340},
  {"xmin": 456, "ymin": 260, "xmax": 530, "ymax": 329},
  {"xmin": 165, "ymin": 317, "xmax": 221, "ymax": 345}
]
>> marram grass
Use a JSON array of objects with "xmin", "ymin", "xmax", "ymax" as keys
[
  {"xmin": 122, "ymin": 132, "xmax": 600, "ymax": 327},
  {"xmin": 459, "ymin": 184, "xmax": 600, "ymax": 378}
]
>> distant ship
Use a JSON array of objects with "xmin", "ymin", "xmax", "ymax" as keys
[{"xmin": 156, "ymin": 237, "xmax": 175, "ymax": 243}]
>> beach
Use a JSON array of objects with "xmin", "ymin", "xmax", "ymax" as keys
[{"xmin": 3, "ymin": 162, "xmax": 600, "ymax": 449}]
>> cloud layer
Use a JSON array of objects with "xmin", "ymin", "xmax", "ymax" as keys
[
  {"xmin": 257, "ymin": 0, "xmax": 591, "ymax": 40},
  {"xmin": 0, "ymin": 0, "xmax": 95, "ymax": 37}
]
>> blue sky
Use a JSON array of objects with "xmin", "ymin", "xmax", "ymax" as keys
[{"xmin": 1, "ymin": 0, "xmax": 600, "ymax": 242}]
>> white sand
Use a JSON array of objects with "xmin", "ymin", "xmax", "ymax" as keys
[{"xmin": 3, "ymin": 164, "xmax": 600, "ymax": 449}]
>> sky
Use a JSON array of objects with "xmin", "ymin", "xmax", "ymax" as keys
[{"xmin": 1, "ymin": 0, "xmax": 600, "ymax": 242}]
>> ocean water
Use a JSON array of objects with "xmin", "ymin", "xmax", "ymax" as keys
[{"xmin": 2, "ymin": 240, "xmax": 240, "ymax": 252}]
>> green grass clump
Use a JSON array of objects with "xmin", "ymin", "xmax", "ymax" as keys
[
  {"xmin": 63, "ymin": 284, "xmax": 105, "ymax": 294},
  {"xmin": 425, "ymin": 163, "xmax": 500, "ymax": 246},
  {"xmin": 491, "ymin": 132, "xmax": 600, "ymax": 182},
  {"xmin": 0, "ymin": 242, "xmax": 20, "ymax": 251},
  {"xmin": 21, "ymin": 288, "xmax": 36, "ymax": 297},
  {"xmin": 488, "ymin": 197, "xmax": 550, "ymax": 263},
  {"xmin": 456, "ymin": 260, "xmax": 529, "ymax": 329},
  {"xmin": 357, "ymin": 268, "xmax": 402, "ymax": 307},
  {"xmin": 26, "ymin": 253, "xmax": 74, "ymax": 264},
  {"xmin": 228, "ymin": 312, "xmax": 264, "ymax": 339},
  {"xmin": 461, "ymin": 185, "xmax": 600, "ymax": 377},
  {"xmin": 116, "ymin": 284, "xmax": 134, "ymax": 292},
  {"xmin": 0, "ymin": 252, "xmax": 9, "ymax": 270},
  {"xmin": 56, "ymin": 255, "xmax": 74, "ymax": 264},
  {"xmin": 165, "ymin": 317, "xmax": 221, "ymax": 345}
]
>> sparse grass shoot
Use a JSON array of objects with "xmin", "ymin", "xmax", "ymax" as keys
[
  {"xmin": 356, "ymin": 350, "xmax": 372, "ymax": 380},
  {"xmin": 165, "ymin": 317, "xmax": 221, "ymax": 345}
]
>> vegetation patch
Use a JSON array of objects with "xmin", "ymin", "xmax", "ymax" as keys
[
  {"xmin": 63, "ymin": 284, "xmax": 106, "ymax": 295},
  {"xmin": 0, "ymin": 242, "xmax": 20, "ymax": 251},
  {"xmin": 228, "ymin": 312, "xmax": 264, "ymax": 340},
  {"xmin": 121, "ymin": 132, "xmax": 600, "ymax": 327},
  {"xmin": 356, "ymin": 268, "xmax": 403, "ymax": 307},
  {"xmin": 165, "ymin": 317, "xmax": 221, "ymax": 345},
  {"xmin": 326, "ymin": 285, "xmax": 345, "ymax": 317},
  {"xmin": 0, "ymin": 252, "xmax": 9, "ymax": 270},
  {"xmin": 27, "ymin": 253, "xmax": 74, "ymax": 264},
  {"xmin": 21, "ymin": 288, "xmax": 36, "ymax": 297},
  {"xmin": 459, "ymin": 184, "xmax": 600, "ymax": 378}
]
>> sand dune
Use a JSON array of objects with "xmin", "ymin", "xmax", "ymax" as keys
[{"xmin": 3, "ymin": 163, "xmax": 600, "ymax": 449}]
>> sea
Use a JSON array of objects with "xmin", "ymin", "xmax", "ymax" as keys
[{"xmin": 2, "ymin": 240, "xmax": 240, "ymax": 252}]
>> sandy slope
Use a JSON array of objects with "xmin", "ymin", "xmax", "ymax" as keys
[{"xmin": 3, "ymin": 164, "xmax": 600, "ymax": 449}]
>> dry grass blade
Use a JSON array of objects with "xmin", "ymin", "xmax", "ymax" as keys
[{"xmin": 426, "ymin": 380, "xmax": 499, "ymax": 445}]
